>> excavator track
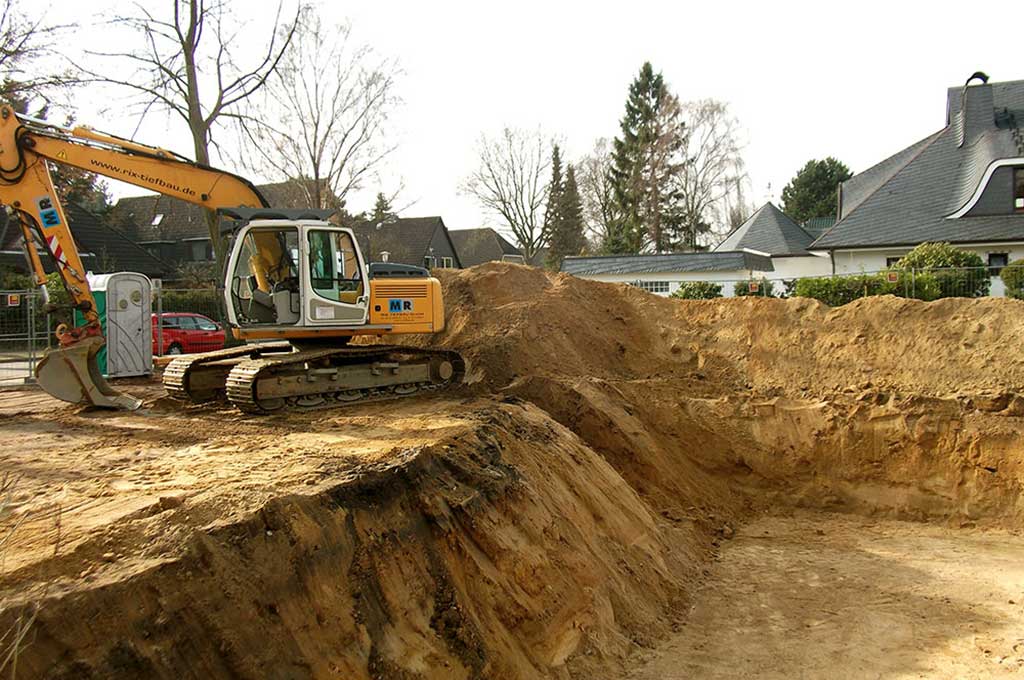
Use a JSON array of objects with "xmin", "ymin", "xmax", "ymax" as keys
[
  {"xmin": 224, "ymin": 345, "xmax": 466, "ymax": 414},
  {"xmin": 163, "ymin": 341, "xmax": 294, "ymax": 402}
]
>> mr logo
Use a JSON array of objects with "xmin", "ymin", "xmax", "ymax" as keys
[
  {"xmin": 35, "ymin": 196, "xmax": 61, "ymax": 228},
  {"xmin": 388, "ymin": 298, "xmax": 414, "ymax": 313}
]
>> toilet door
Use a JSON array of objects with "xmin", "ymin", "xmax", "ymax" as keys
[{"xmin": 107, "ymin": 274, "xmax": 152, "ymax": 377}]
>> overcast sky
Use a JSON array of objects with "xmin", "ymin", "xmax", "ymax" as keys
[{"xmin": 61, "ymin": 0, "xmax": 1024, "ymax": 233}]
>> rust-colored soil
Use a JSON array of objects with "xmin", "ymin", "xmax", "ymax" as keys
[{"xmin": 2, "ymin": 263, "xmax": 1024, "ymax": 679}]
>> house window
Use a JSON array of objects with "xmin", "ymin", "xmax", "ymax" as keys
[
  {"xmin": 1016, "ymin": 169, "xmax": 1024, "ymax": 211},
  {"xmin": 189, "ymin": 240, "xmax": 212, "ymax": 261},
  {"xmin": 633, "ymin": 280, "xmax": 670, "ymax": 294},
  {"xmin": 885, "ymin": 256, "xmax": 903, "ymax": 268},
  {"xmin": 988, "ymin": 252, "xmax": 1009, "ymax": 275},
  {"xmin": 151, "ymin": 213, "xmax": 164, "ymax": 226},
  {"xmin": 423, "ymin": 255, "xmax": 436, "ymax": 269},
  {"xmin": 441, "ymin": 256, "xmax": 454, "ymax": 269}
]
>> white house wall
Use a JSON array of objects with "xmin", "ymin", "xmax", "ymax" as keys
[
  {"xmin": 767, "ymin": 255, "xmax": 832, "ymax": 281},
  {"xmin": 575, "ymin": 270, "xmax": 759, "ymax": 297},
  {"xmin": 831, "ymin": 243, "xmax": 1024, "ymax": 297}
]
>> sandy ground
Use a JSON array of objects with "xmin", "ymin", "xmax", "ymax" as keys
[
  {"xmin": 629, "ymin": 512, "xmax": 1024, "ymax": 679},
  {"xmin": 0, "ymin": 387, "xmax": 475, "ymax": 588},
  {"xmin": 6, "ymin": 267, "xmax": 1024, "ymax": 678}
]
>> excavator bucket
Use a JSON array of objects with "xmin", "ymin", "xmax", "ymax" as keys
[{"xmin": 35, "ymin": 336, "xmax": 142, "ymax": 410}]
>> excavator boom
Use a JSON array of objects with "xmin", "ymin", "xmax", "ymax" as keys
[
  {"xmin": 0, "ymin": 106, "xmax": 266, "ymax": 409},
  {"xmin": 0, "ymin": 106, "xmax": 460, "ymax": 413}
]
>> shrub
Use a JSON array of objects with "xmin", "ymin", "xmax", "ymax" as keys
[
  {"xmin": 1000, "ymin": 258, "xmax": 1024, "ymax": 299},
  {"xmin": 734, "ymin": 278, "xmax": 775, "ymax": 297},
  {"xmin": 890, "ymin": 242, "xmax": 989, "ymax": 298},
  {"xmin": 793, "ymin": 273, "xmax": 901, "ymax": 306},
  {"xmin": 671, "ymin": 281, "xmax": 723, "ymax": 300}
]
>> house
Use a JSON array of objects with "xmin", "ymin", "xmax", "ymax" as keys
[
  {"xmin": 110, "ymin": 180, "xmax": 329, "ymax": 264},
  {"xmin": 713, "ymin": 202, "xmax": 832, "ymax": 280},
  {"xmin": 811, "ymin": 74, "xmax": 1024, "ymax": 292},
  {"xmin": 0, "ymin": 202, "xmax": 171, "ymax": 280},
  {"xmin": 449, "ymin": 228, "xmax": 526, "ymax": 266},
  {"xmin": 350, "ymin": 217, "xmax": 462, "ymax": 269},
  {"xmin": 558, "ymin": 203, "xmax": 812, "ymax": 296},
  {"xmin": 560, "ymin": 251, "xmax": 774, "ymax": 296}
]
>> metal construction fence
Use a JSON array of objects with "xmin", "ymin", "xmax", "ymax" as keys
[
  {"xmin": 0, "ymin": 285, "xmax": 229, "ymax": 386},
  {"xmin": 639, "ymin": 266, "xmax": 1008, "ymax": 302},
  {"xmin": 0, "ymin": 290, "xmax": 48, "ymax": 386}
]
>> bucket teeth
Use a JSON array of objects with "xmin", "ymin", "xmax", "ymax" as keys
[{"xmin": 35, "ymin": 336, "xmax": 142, "ymax": 410}]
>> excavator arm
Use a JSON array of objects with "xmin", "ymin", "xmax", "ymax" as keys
[{"xmin": 0, "ymin": 105, "xmax": 268, "ymax": 408}]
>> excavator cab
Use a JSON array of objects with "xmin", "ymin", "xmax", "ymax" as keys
[{"xmin": 223, "ymin": 211, "xmax": 370, "ymax": 335}]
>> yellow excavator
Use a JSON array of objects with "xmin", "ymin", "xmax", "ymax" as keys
[{"xmin": 0, "ymin": 106, "xmax": 463, "ymax": 413}]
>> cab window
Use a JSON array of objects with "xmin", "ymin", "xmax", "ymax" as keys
[
  {"xmin": 229, "ymin": 227, "xmax": 300, "ymax": 325},
  {"xmin": 308, "ymin": 230, "xmax": 364, "ymax": 303}
]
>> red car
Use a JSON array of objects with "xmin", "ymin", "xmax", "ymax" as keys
[{"xmin": 152, "ymin": 313, "xmax": 226, "ymax": 355}]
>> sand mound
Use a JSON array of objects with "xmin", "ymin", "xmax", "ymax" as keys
[
  {"xmin": 428, "ymin": 263, "xmax": 1024, "ymax": 397},
  {"xmin": 3, "ymin": 263, "xmax": 1024, "ymax": 679}
]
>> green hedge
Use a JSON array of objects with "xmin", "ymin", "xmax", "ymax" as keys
[
  {"xmin": 890, "ymin": 242, "xmax": 990, "ymax": 298},
  {"xmin": 671, "ymin": 281, "xmax": 723, "ymax": 300},
  {"xmin": 792, "ymin": 268, "xmax": 992, "ymax": 306},
  {"xmin": 734, "ymin": 278, "xmax": 775, "ymax": 297},
  {"xmin": 1000, "ymin": 258, "xmax": 1024, "ymax": 299},
  {"xmin": 793, "ymin": 273, "xmax": 901, "ymax": 306}
]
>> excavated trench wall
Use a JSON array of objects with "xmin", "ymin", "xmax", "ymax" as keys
[{"xmin": 7, "ymin": 263, "xmax": 1024, "ymax": 679}]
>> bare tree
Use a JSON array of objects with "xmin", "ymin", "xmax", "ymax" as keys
[
  {"xmin": 82, "ymin": 0, "xmax": 299, "ymax": 257},
  {"xmin": 234, "ymin": 8, "xmax": 399, "ymax": 213},
  {"xmin": 0, "ymin": 0, "xmax": 76, "ymax": 112},
  {"xmin": 577, "ymin": 138, "xmax": 616, "ymax": 251},
  {"xmin": 462, "ymin": 128, "xmax": 551, "ymax": 260},
  {"xmin": 676, "ymin": 99, "xmax": 746, "ymax": 249},
  {"xmin": 645, "ymin": 90, "xmax": 686, "ymax": 252},
  {"xmin": 720, "ymin": 169, "xmax": 754, "ymax": 235}
]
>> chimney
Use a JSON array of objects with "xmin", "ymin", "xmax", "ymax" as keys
[
  {"xmin": 380, "ymin": 250, "xmax": 390, "ymax": 262},
  {"xmin": 953, "ymin": 71, "xmax": 993, "ymax": 148}
]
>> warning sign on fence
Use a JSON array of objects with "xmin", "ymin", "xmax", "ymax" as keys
[
  {"xmin": 749, "ymin": 282, "xmax": 760, "ymax": 293},
  {"xmin": 5, "ymin": 294, "xmax": 20, "ymax": 307},
  {"xmin": 886, "ymin": 271, "xmax": 899, "ymax": 283}
]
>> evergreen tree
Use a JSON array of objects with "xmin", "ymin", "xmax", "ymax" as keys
[
  {"xmin": 546, "ymin": 164, "xmax": 585, "ymax": 270},
  {"xmin": 371, "ymin": 192, "xmax": 395, "ymax": 223},
  {"xmin": 543, "ymin": 144, "xmax": 564, "ymax": 242},
  {"xmin": 780, "ymin": 158, "xmax": 852, "ymax": 224},
  {"xmin": 606, "ymin": 62, "xmax": 685, "ymax": 254}
]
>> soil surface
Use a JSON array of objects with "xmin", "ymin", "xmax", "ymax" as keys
[
  {"xmin": 629, "ymin": 511, "xmax": 1024, "ymax": 679},
  {"xmin": 2, "ymin": 263, "xmax": 1024, "ymax": 679}
]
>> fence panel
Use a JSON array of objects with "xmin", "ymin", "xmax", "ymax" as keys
[
  {"xmin": 0, "ymin": 290, "xmax": 47, "ymax": 386},
  {"xmin": 153, "ymin": 287, "xmax": 238, "ymax": 356},
  {"xmin": 631, "ymin": 266, "xmax": 1003, "ymax": 302}
]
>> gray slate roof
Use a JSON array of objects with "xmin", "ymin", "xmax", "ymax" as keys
[
  {"xmin": 714, "ymin": 202, "xmax": 814, "ymax": 256},
  {"xmin": 813, "ymin": 78, "xmax": 1024, "ymax": 250},
  {"xmin": 449, "ymin": 228, "xmax": 522, "ymax": 267},
  {"xmin": 351, "ymin": 216, "xmax": 462, "ymax": 268},
  {"xmin": 561, "ymin": 251, "xmax": 774, "ymax": 276},
  {"xmin": 111, "ymin": 180, "xmax": 326, "ymax": 242},
  {"xmin": 0, "ymin": 203, "xmax": 171, "ymax": 278}
]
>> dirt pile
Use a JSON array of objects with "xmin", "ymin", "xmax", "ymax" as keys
[
  {"xmin": 3, "ymin": 262, "xmax": 1024, "ymax": 679},
  {"xmin": 428, "ymin": 263, "xmax": 1024, "ymax": 398}
]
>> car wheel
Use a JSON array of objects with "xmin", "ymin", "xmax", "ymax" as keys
[{"xmin": 167, "ymin": 343, "xmax": 184, "ymax": 355}]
